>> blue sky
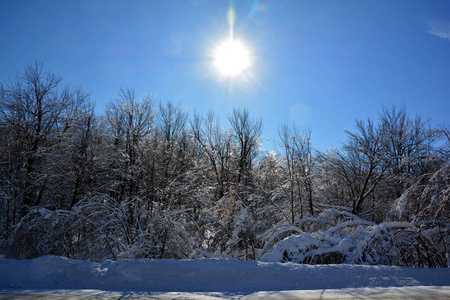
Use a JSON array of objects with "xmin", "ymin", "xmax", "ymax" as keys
[{"xmin": 1, "ymin": 0, "xmax": 449, "ymax": 151}]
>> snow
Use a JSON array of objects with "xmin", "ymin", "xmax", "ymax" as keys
[
  {"xmin": 1, "ymin": 255, "xmax": 450, "ymax": 299},
  {"xmin": 259, "ymin": 209, "xmax": 449, "ymax": 267}
]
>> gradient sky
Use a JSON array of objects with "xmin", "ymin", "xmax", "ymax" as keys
[{"xmin": 1, "ymin": 0, "xmax": 449, "ymax": 151}]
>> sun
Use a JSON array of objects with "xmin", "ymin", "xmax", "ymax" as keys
[{"xmin": 214, "ymin": 39, "xmax": 251, "ymax": 76}]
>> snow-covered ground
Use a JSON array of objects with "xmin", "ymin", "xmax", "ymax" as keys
[{"xmin": 1, "ymin": 255, "xmax": 449, "ymax": 299}]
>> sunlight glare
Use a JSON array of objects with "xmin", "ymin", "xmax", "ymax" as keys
[{"xmin": 214, "ymin": 39, "xmax": 251, "ymax": 76}]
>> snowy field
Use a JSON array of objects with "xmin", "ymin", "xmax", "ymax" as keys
[{"xmin": 1, "ymin": 255, "xmax": 450, "ymax": 299}]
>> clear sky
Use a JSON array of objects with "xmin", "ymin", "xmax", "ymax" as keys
[{"xmin": 1, "ymin": 0, "xmax": 449, "ymax": 151}]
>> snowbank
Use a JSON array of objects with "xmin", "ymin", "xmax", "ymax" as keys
[{"xmin": 1, "ymin": 255, "xmax": 449, "ymax": 294}]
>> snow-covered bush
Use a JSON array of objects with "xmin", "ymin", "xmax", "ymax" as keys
[
  {"xmin": 261, "ymin": 209, "xmax": 449, "ymax": 268},
  {"xmin": 6, "ymin": 193, "xmax": 199, "ymax": 261},
  {"xmin": 388, "ymin": 162, "xmax": 450, "ymax": 223},
  {"xmin": 216, "ymin": 191, "xmax": 256, "ymax": 259},
  {"xmin": 6, "ymin": 208, "xmax": 71, "ymax": 259},
  {"xmin": 6, "ymin": 196, "xmax": 127, "ymax": 261}
]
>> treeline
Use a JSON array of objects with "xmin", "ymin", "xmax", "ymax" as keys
[{"xmin": 1, "ymin": 62, "xmax": 449, "ymax": 265}]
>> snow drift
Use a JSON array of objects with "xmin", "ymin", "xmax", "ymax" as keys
[{"xmin": 1, "ymin": 255, "xmax": 450, "ymax": 293}]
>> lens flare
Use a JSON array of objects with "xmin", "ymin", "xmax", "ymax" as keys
[{"xmin": 211, "ymin": 3, "xmax": 255, "ymax": 78}]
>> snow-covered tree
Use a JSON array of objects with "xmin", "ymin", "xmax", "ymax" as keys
[
  {"xmin": 2, "ymin": 63, "xmax": 449, "ymax": 266},
  {"xmin": 278, "ymin": 124, "xmax": 315, "ymax": 221},
  {"xmin": 228, "ymin": 108, "xmax": 262, "ymax": 187},
  {"xmin": 216, "ymin": 190, "xmax": 256, "ymax": 259},
  {"xmin": 191, "ymin": 111, "xmax": 233, "ymax": 199},
  {"xmin": 379, "ymin": 105, "xmax": 435, "ymax": 199},
  {"xmin": 0, "ymin": 62, "xmax": 93, "ymax": 240}
]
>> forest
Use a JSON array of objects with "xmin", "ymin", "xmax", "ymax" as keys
[{"xmin": 0, "ymin": 62, "xmax": 449, "ymax": 267}]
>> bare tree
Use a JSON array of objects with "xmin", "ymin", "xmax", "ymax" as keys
[
  {"xmin": 104, "ymin": 88, "xmax": 154, "ymax": 200},
  {"xmin": 379, "ymin": 105, "xmax": 433, "ymax": 198},
  {"xmin": 344, "ymin": 119, "xmax": 388, "ymax": 216},
  {"xmin": 191, "ymin": 111, "xmax": 232, "ymax": 198},
  {"xmin": 0, "ymin": 62, "xmax": 89, "ymax": 216},
  {"xmin": 435, "ymin": 124, "xmax": 450, "ymax": 160},
  {"xmin": 44, "ymin": 88, "xmax": 96, "ymax": 209},
  {"xmin": 317, "ymin": 119, "xmax": 388, "ymax": 218},
  {"xmin": 278, "ymin": 124, "xmax": 315, "ymax": 223},
  {"xmin": 157, "ymin": 101, "xmax": 189, "ymax": 182},
  {"xmin": 228, "ymin": 108, "xmax": 262, "ymax": 186}
]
